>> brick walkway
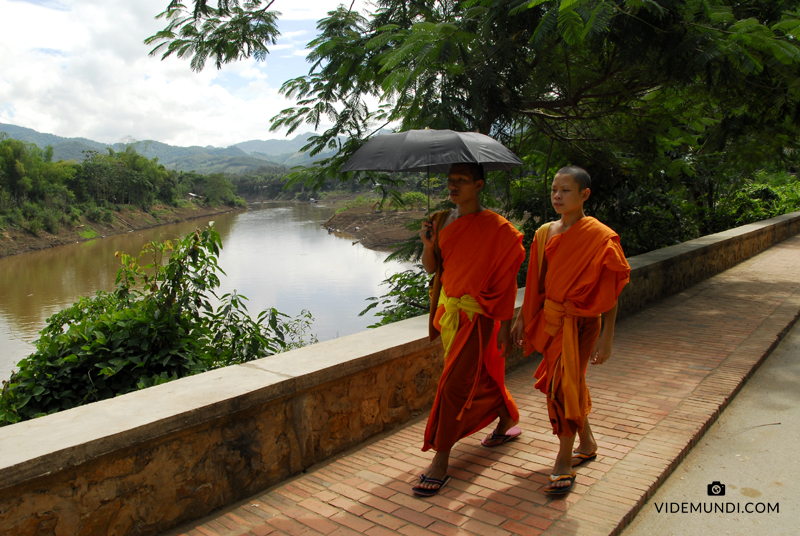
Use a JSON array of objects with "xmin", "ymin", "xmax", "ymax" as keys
[{"xmin": 165, "ymin": 236, "xmax": 800, "ymax": 536}]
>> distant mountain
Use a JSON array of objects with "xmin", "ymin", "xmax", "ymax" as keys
[
  {"xmin": 235, "ymin": 134, "xmax": 343, "ymax": 167},
  {"xmin": 234, "ymin": 134, "xmax": 315, "ymax": 155},
  {"xmin": 0, "ymin": 122, "xmax": 331, "ymax": 174},
  {"xmin": 0, "ymin": 123, "xmax": 109, "ymax": 161}
]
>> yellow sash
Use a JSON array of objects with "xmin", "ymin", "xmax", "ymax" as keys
[
  {"xmin": 437, "ymin": 285, "xmax": 486, "ymax": 420},
  {"xmin": 437, "ymin": 286, "xmax": 484, "ymax": 365}
]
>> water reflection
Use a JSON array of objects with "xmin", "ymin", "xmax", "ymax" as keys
[{"xmin": 0, "ymin": 202, "xmax": 411, "ymax": 379}]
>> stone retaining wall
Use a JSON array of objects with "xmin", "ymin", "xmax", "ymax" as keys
[
  {"xmin": 617, "ymin": 211, "xmax": 800, "ymax": 318},
  {"xmin": 1, "ymin": 211, "xmax": 798, "ymax": 536}
]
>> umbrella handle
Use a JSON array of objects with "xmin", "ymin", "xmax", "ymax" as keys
[{"xmin": 424, "ymin": 215, "xmax": 433, "ymax": 240}]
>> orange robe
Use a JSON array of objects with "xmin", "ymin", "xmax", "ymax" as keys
[
  {"xmin": 522, "ymin": 217, "xmax": 630, "ymax": 437},
  {"xmin": 423, "ymin": 210, "xmax": 525, "ymax": 452}
]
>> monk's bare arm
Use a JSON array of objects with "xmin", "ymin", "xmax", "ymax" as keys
[
  {"xmin": 511, "ymin": 311, "xmax": 524, "ymax": 348},
  {"xmin": 497, "ymin": 318, "xmax": 513, "ymax": 358},
  {"xmin": 591, "ymin": 301, "xmax": 618, "ymax": 365},
  {"xmin": 419, "ymin": 219, "xmax": 438, "ymax": 274}
]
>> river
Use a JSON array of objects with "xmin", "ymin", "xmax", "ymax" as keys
[{"xmin": 0, "ymin": 202, "xmax": 413, "ymax": 380}]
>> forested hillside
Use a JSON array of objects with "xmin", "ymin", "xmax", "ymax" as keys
[{"xmin": 0, "ymin": 135, "xmax": 245, "ymax": 242}]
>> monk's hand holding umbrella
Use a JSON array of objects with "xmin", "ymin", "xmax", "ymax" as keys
[{"xmin": 419, "ymin": 218, "xmax": 439, "ymax": 274}]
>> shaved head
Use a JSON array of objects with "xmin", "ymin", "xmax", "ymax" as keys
[{"xmin": 556, "ymin": 166, "xmax": 591, "ymax": 191}]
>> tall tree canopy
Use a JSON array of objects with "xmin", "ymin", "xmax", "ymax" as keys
[{"xmin": 148, "ymin": 0, "xmax": 800, "ymax": 253}]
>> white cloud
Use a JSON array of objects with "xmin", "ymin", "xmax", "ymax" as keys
[
  {"xmin": 277, "ymin": 0, "xmax": 370, "ymax": 21},
  {"xmin": 0, "ymin": 0, "xmax": 374, "ymax": 148}
]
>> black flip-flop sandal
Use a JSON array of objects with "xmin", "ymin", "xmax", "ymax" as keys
[{"xmin": 412, "ymin": 475, "xmax": 451, "ymax": 497}]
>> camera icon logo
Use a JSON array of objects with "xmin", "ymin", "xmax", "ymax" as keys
[{"xmin": 707, "ymin": 481, "xmax": 726, "ymax": 496}]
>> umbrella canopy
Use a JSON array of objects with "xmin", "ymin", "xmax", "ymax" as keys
[{"xmin": 340, "ymin": 129, "xmax": 522, "ymax": 173}]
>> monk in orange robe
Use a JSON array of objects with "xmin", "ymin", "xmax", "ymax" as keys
[
  {"xmin": 512, "ymin": 166, "xmax": 630, "ymax": 495},
  {"xmin": 413, "ymin": 163, "xmax": 525, "ymax": 496}
]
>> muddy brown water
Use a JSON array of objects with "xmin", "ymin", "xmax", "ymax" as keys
[{"xmin": 0, "ymin": 202, "xmax": 411, "ymax": 380}]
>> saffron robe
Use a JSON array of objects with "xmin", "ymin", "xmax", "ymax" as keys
[
  {"xmin": 521, "ymin": 217, "xmax": 630, "ymax": 437},
  {"xmin": 423, "ymin": 210, "xmax": 525, "ymax": 452}
]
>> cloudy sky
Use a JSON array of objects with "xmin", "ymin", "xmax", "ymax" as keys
[{"xmin": 0, "ymin": 0, "xmax": 370, "ymax": 147}]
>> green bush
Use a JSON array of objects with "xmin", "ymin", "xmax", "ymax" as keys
[
  {"xmin": 42, "ymin": 210, "xmax": 59, "ymax": 234},
  {"xmin": 0, "ymin": 226, "xmax": 317, "ymax": 426},
  {"xmin": 3, "ymin": 208, "xmax": 23, "ymax": 228},
  {"xmin": 101, "ymin": 209, "xmax": 114, "ymax": 225},
  {"xmin": 86, "ymin": 206, "xmax": 104, "ymax": 223},
  {"xmin": 712, "ymin": 183, "xmax": 784, "ymax": 230},
  {"xmin": 68, "ymin": 209, "xmax": 82, "ymax": 226},
  {"xmin": 391, "ymin": 191, "xmax": 427, "ymax": 211},
  {"xmin": 27, "ymin": 218, "xmax": 42, "ymax": 236},
  {"xmin": 775, "ymin": 182, "xmax": 800, "ymax": 214},
  {"xmin": 22, "ymin": 201, "xmax": 40, "ymax": 221},
  {"xmin": 360, "ymin": 266, "xmax": 430, "ymax": 327}
]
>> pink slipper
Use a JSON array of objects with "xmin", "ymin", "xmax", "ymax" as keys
[{"xmin": 481, "ymin": 426, "xmax": 522, "ymax": 447}]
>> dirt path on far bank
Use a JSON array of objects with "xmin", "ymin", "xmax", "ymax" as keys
[
  {"xmin": 0, "ymin": 203, "xmax": 243, "ymax": 259},
  {"xmin": 322, "ymin": 204, "xmax": 426, "ymax": 251}
]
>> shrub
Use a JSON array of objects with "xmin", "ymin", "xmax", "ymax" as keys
[
  {"xmin": 101, "ymin": 209, "xmax": 114, "ymax": 225},
  {"xmin": 281, "ymin": 310, "xmax": 319, "ymax": 350},
  {"xmin": 27, "ymin": 218, "xmax": 42, "ymax": 236},
  {"xmin": 21, "ymin": 201, "xmax": 40, "ymax": 221},
  {"xmin": 0, "ymin": 226, "xmax": 317, "ymax": 426},
  {"xmin": 712, "ymin": 183, "xmax": 783, "ymax": 230},
  {"xmin": 3, "ymin": 208, "xmax": 23, "ymax": 228},
  {"xmin": 86, "ymin": 206, "xmax": 104, "ymax": 223},
  {"xmin": 42, "ymin": 210, "xmax": 59, "ymax": 234},
  {"xmin": 398, "ymin": 191, "xmax": 428, "ymax": 211},
  {"xmin": 360, "ymin": 266, "xmax": 430, "ymax": 327}
]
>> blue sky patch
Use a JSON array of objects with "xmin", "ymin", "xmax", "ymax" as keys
[
  {"xmin": 9, "ymin": 0, "xmax": 70, "ymax": 11},
  {"xmin": 0, "ymin": 103, "xmax": 16, "ymax": 118},
  {"xmin": 33, "ymin": 48, "xmax": 69, "ymax": 57}
]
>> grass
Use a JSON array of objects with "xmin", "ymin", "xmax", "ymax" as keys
[
  {"xmin": 78, "ymin": 228, "xmax": 100, "ymax": 239},
  {"xmin": 335, "ymin": 195, "xmax": 379, "ymax": 214}
]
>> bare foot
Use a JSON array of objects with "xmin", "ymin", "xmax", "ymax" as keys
[
  {"xmin": 482, "ymin": 420, "xmax": 521, "ymax": 447},
  {"xmin": 416, "ymin": 449, "xmax": 450, "ymax": 491},
  {"xmin": 543, "ymin": 472, "xmax": 576, "ymax": 494},
  {"xmin": 545, "ymin": 435, "xmax": 576, "ymax": 493},
  {"xmin": 573, "ymin": 434, "xmax": 597, "ymax": 454},
  {"xmin": 572, "ymin": 419, "xmax": 598, "ymax": 466},
  {"xmin": 491, "ymin": 405, "xmax": 518, "ymax": 437}
]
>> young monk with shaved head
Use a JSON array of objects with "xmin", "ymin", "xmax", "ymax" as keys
[
  {"xmin": 512, "ymin": 165, "xmax": 630, "ymax": 495},
  {"xmin": 413, "ymin": 162, "xmax": 525, "ymax": 496}
]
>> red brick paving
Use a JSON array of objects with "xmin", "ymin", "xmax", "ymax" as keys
[{"xmin": 165, "ymin": 236, "xmax": 800, "ymax": 536}]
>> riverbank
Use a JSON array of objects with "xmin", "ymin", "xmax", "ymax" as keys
[
  {"xmin": 321, "ymin": 202, "xmax": 425, "ymax": 251},
  {"xmin": 0, "ymin": 202, "xmax": 243, "ymax": 259}
]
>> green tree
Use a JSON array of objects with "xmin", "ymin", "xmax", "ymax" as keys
[
  {"xmin": 148, "ymin": 0, "xmax": 800, "ymax": 322},
  {"xmin": 204, "ymin": 173, "xmax": 239, "ymax": 205},
  {"xmin": 150, "ymin": 1, "xmax": 800, "ymax": 200},
  {"xmin": 0, "ymin": 226, "xmax": 316, "ymax": 426},
  {"xmin": 145, "ymin": 0, "xmax": 280, "ymax": 71}
]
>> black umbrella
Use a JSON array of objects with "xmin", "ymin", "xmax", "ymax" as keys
[
  {"xmin": 340, "ymin": 129, "xmax": 523, "ymax": 173},
  {"xmin": 340, "ymin": 129, "xmax": 523, "ymax": 213}
]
